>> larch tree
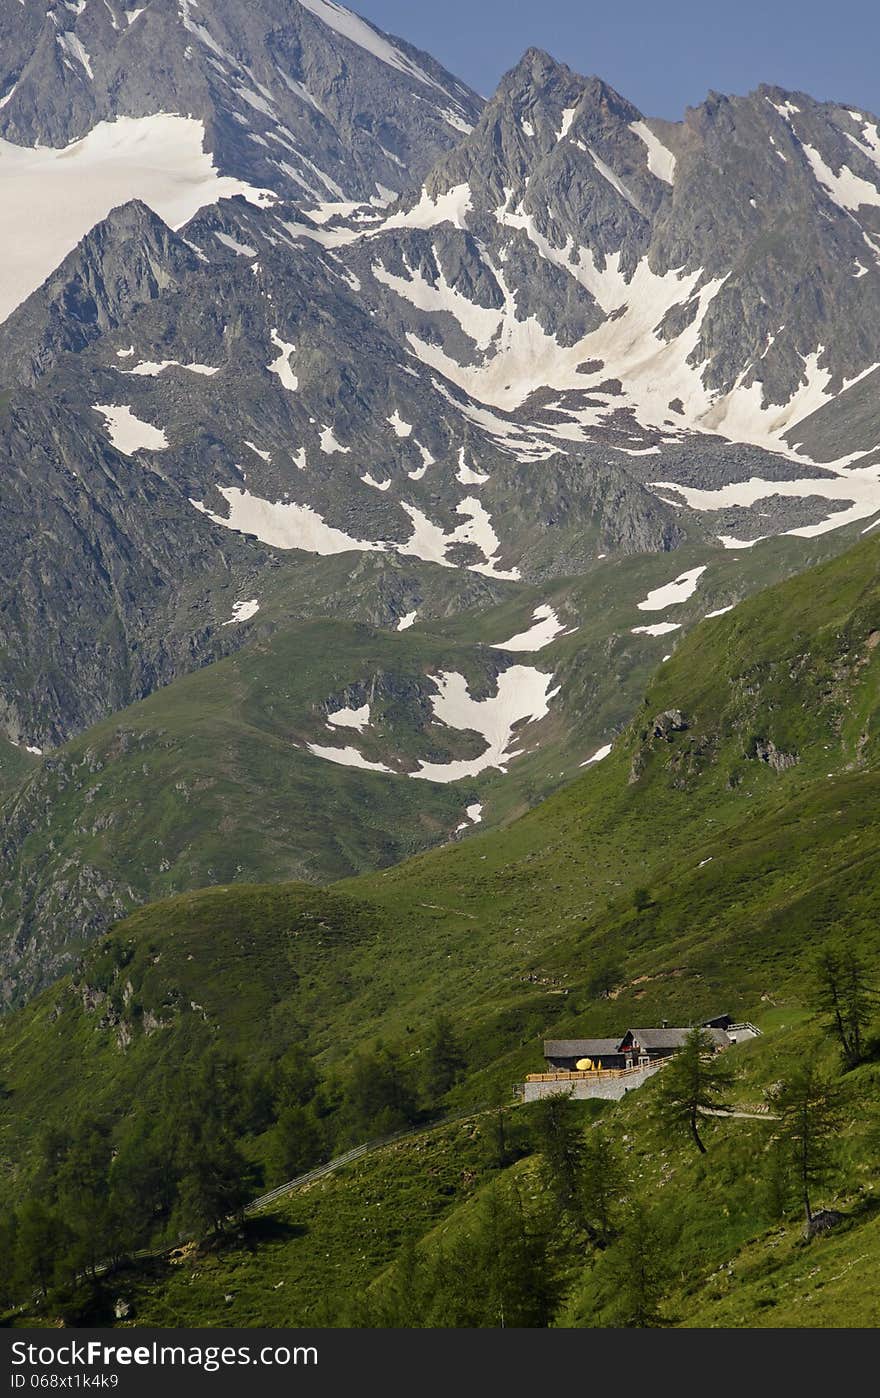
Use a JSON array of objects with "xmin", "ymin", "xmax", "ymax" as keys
[
  {"xmin": 654, "ymin": 1027, "xmax": 732, "ymax": 1155},
  {"xmin": 531, "ymin": 1091, "xmax": 586, "ymax": 1217},
  {"xmin": 815, "ymin": 942, "xmax": 876, "ymax": 1070},
  {"xmin": 774, "ymin": 1065, "xmax": 841, "ymax": 1229}
]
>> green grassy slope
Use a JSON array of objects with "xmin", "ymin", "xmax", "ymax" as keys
[
  {"xmin": 27, "ymin": 1020, "xmax": 880, "ymax": 1330},
  {"xmin": 3, "ymin": 534, "xmax": 880, "ymax": 1154},
  {"xmin": 0, "ymin": 737, "xmax": 36, "ymax": 799},
  {"xmin": 0, "ymin": 522, "xmax": 854, "ymax": 1008},
  {"xmin": 3, "ymin": 533, "xmax": 880, "ymax": 1327}
]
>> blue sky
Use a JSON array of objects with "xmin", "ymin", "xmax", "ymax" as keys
[{"xmin": 355, "ymin": 1, "xmax": 880, "ymax": 118}]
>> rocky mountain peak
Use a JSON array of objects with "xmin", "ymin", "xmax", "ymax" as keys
[
  {"xmin": 0, "ymin": 196, "xmax": 204, "ymax": 384},
  {"xmin": 0, "ymin": 0, "xmax": 484, "ymax": 201}
]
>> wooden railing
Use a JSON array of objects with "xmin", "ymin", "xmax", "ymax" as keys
[{"xmin": 525, "ymin": 1063, "xmax": 660, "ymax": 1083}]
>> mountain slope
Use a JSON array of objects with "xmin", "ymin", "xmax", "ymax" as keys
[
  {"xmin": 4, "ymin": 13, "xmax": 880, "ymax": 1019},
  {"xmin": 0, "ymin": 0, "xmax": 482, "ymax": 203},
  {"xmin": 3, "ymin": 533, "xmax": 880, "ymax": 1329},
  {"xmin": 113, "ymin": 1038, "xmax": 880, "ymax": 1330},
  {"xmin": 318, "ymin": 51, "xmax": 880, "ymax": 541},
  {"xmin": 0, "ymin": 200, "xmax": 204, "ymax": 386},
  {"xmin": 0, "ymin": 177, "xmax": 695, "ymax": 752},
  {"xmin": 3, "ymin": 531, "xmax": 880, "ymax": 1158},
  {"xmin": 0, "ymin": 522, "xmax": 854, "ymax": 1008}
]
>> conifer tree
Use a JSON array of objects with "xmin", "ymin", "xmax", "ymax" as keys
[
  {"xmin": 422, "ymin": 1015, "xmax": 467, "ymax": 1099},
  {"xmin": 14, "ymin": 1199, "xmax": 70, "ymax": 1299},
  {"xmin": 654, "ymin": 1027, "xmax": 732, "ymax": 1154},
  {"xmin": 581, "ymin": 1127, "xmax": 625, "ymax": 1246},
  {"xmin": 774, "ymin": 1065, "xmax": 841, "ymax": 1228},
  {"xmin": 532, "ymin": 1092, "xmax": 585, "ymax": 1217},
  {"xmin": 815, "ymin": 942, "xmax": 876, "ymax": 1069},
  {"xmin": 269, "ymin": 1104, "xmax": 324, "ymax": 1183},
  {"xmin": 602, "ymin": 1204, "xmax": 668, "ymax": 1327}
]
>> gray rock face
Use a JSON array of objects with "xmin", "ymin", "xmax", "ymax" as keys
[
  {"xmin": 0, "ymin": 0, "xmax": 483, "ymax": 201},
  {"xmin": 652, "ymin": 710, "xmax": 690, "ymax": 741},
  {"xmin": 0, "ymin": 182, "xmax": 688, "ymax": 746},
  {"xmin": 0, "ymin": 201, "xmax": 202, "ymax": 385},
  {"xmin": 336, "ymin": 49, "xmax": 880, "ymax": 491},
  {"xmin": 752, "ymin": 738, "xmax": 799, "ymax": 771},
  {"xmin": 437, "ymin": 52, "xmax": 880, "ymax": 411}
]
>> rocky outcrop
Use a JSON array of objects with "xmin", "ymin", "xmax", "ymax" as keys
[
  {"xmin": 752, "ymin": 738, "xmax": 799, "ymax": 772},
  {"xmin": 651, "ymin": 710, "xmax": 690, "ymax": 741},
  {"xmin": 0, "ymin": 201, "xmax": 203, "ymax": 387}
]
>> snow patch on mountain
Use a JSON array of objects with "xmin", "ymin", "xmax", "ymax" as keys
[
  {"xmin": 295, "ymin": 0, "xmax": 466, "ymax": 108},
  {"xmin": 373, "ymin": 257, "xmax": 503, "ymax": 349},
  {"xmin": 123, "ymin": 360, "xmax": 220, "ymax": 377},
  {"xmin": 577, "ymin": 142, "xmax": 641, "ymax": 209},
  {"xmin": 581, "ymin": 744, "xmax": 613, "ymax": 767},
  {"xmin": 802, "ymin": 143, "xmax": 880, "ymax": 212},
  {"xmin": 637, "ymin": 567, "xmax": 707, "ymax": 612},
  {"xmin": 327, "ymin": 703, "xmax": 371, "ymax": 731},
  {"xmin": 268, "ymin": 329, "xmax": 298, "ymax": 391},
  {"xmin": 222, "ymin": 598, "xmax": 260, "ymax": 626},
  {"xmin": 56, "ymin": 30, "xmax": 94, "ymax": 80},
  {"xmin": 405, "ymin": 498, "xmax": 520, "ymax": 579},
  {"xmin": 319, "ymin": 426, "xmax": 350, "ymax": 454},
  {"xmin": 190, "ymin": 485, "xmax": 519, "ymax": 578},
  {"xmin": 410, "ymin": 666, "xmax": 559, "ymax": 782},
  {"xmin": 215, "ymin": 231, "xmax": 258, "ymax": 257},
  {"xmin": 244, "ymin": 441, "xmax": 272, "ymax": 463},
  {"xmin": 456, "ymin": 448, "xmax": 490, "ymax": 485},
  {"xmin": 653, "ymin": 465, "xmax": 880, "ymax": 540},
  {"xmin": 632, "ymin": 621, "xmax": 682, "ymax": 637},
  {"xmin": 557, "ymin": 106, "xmax": 578, "ymax": 142},
  {"xmin": 191, "ymin": 486, "xmax": 384, "ymax": 555},
  {"xmin": 440, "ymin": 109, "xmax": 473, "ymax": 135},
  {"xmin": 307, "ymin": 666, "xmax": 560, "ymax": 782},
  {"xmin": 457, "ymin": 800, "xmax": 484, "ymax": 830},
  {"xmin": 492, "ymin": 605, "xmax": 570, "ymax": 652},
  {"xmin": 93, "ymin": 403, "xmax": 168, "ymax": 454},
  {"xmin": 0, "ymin": 115, "xmax": 274, "ymax": 324},
  {"xmin": 306, "ymin": 743, "xmax": 393, "ymax": 774},
  {"xmin": 387, "ymin": 409, "xmax": 413, "ymax": 438},
  {"xmin": 380, "ymin": 183, "xmax": 474, "ymax": 233},
  {"xmin": 630, "ymin": 120, "xmax": 676, "ymax": 184}
]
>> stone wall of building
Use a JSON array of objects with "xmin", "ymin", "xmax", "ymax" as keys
[{"xmin": 521, "ymin": 1062, "xmax": 663, "ymax": 1103}]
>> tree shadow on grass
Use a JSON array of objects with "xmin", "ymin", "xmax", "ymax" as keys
[{"xmin": 240, "ymin": 1216, "xmax": 307, "ymax": 1250}]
